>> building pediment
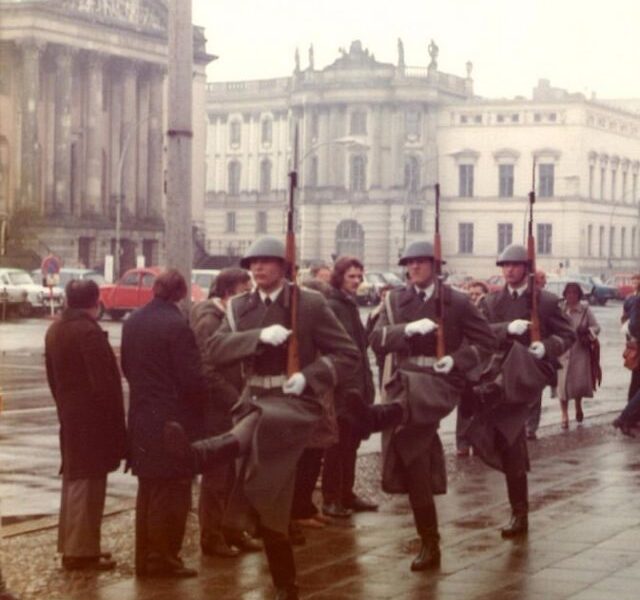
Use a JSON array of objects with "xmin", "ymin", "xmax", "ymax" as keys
[
  {"xmin": 533, "ymin": 147, "xmax": 561, "ymax": 162},
  {"xmin": 450, "ymin": 148, "xmax": 480, "ymax": 163},
  {"xmin": 493, "ymin": 148, "xmax": 520, "ymax": 163},
  {"xmin": 324, "ymin": 40, "xmax": 393, "ymax": 72}
]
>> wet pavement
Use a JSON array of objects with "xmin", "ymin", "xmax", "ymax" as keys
[{"xmin": 1, "ymin": 417, "xmax": 640, "ymax": 599}]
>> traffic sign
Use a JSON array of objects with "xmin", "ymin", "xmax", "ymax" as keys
[{"xmin": 41, "ymin": 254, "xmax": 62, "ymax": 276}]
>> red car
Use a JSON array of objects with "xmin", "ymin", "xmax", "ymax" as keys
[
  {"xmin": 98, "ymin": 267, "xmax": 205, "ymax": 320},
  {"xmin": 606, "ymin": 273, "xmax": 637, "ymax": 300}
]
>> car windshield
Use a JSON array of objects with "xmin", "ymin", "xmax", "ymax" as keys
[
  {"xmin": 382, "ymin": 272, "xmax": 403, "ymax": 286},
  {"xmin": 8, "ymin": 272, "xmax": 34, "ymax": 285}
]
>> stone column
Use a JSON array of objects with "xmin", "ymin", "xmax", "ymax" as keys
[
  {"xmin": 370, "ymin": 105, "xmax": 382, "ymax": 188},
  {"xmin": 19, "ymin": 39, "xmax": 45, "ymax": 212},
  {"xmin": 136, "ymin": 67, "xmax": 150, "ymax": 217},
  {"xmin": 147, "ymin": 65, "xmax": 165, "ymax": 219},
  {"xmin": 53, "ymin": 46, "xmax": 74, "ymax": 215},
  {"xmin": 121, "ymin": 60, "xmax": 138, "ymax": 218},
  {"xmin": 85, "ymin": 51, "xmax": 105, "ymax": 215}
]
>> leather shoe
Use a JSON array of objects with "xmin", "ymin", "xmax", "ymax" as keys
[
  {"xmin": 275, "ymin": 585, "xmax": 299, "ymax": 600},
  {"xmin": 501, "ymin": 514, "xmax": 528, "ymax": 539},
  {"xmin": 202, "ymin": 535, "xmax": 240, "ymax": 558},
  {"xmin": 613, "ymin": 417, "xmax": 635, "ymax": 437},
  {"xmin": 323, "ymin": 502, "xmax": 353, "ymax": 518},
  {"xmin": 227, "ymin": 530, "xmax": 262, "ymax": 552},
  {"xmin": 138, "ymin": 565, "xmax": 198, "ymax": 578},
  {"xmin": 345, "ymin": 496, "xmax": 378, "ymax": 512},
  {"xmin": 62, "ymin": 556, "xmax": 116, "ymax": 571},
  {"xmin": 410, "ymin": 538, "xmax": 441, "ymax": 572}
]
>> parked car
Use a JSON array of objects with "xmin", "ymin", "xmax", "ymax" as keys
[
  {"xmin": 98, "ymin": 267, "xmax": 206, "ymax": 320},
  {"xmin": 0, "ymin": 270, "xmax": 28, "ymax": 317},
  {"xmin": 357, "ymin": 272, "xmax": 380, "ymax": 305},
  {"xmin": 545, "ymin": 277, "xmax": 593, "ymax": 300},
  {"xmin": 191, "ymin": 269, "xmax": 220, "ymax": 296},
  {"xmin": 32, "ymin": 267, "xmax": 105, "ymax": 289},
  {"xmin": 485, "ymin": 275, "xmax": 505, "ymax": 293},
  {"xmin": 445, "ymin": 273, "xmax": 473, "ymax": 291},
  {"xmin": 566, "ymin": 273, "xmax": 618, "ymax": 305},
  {"xmin": 605, "ymin": 273, "xmax": 637, "ymax": 300},
  {"xmin": 0, "ymin": 268, "xmax": 64, "ymax": 316}
]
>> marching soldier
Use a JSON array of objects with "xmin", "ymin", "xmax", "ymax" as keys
[
  {"xmin": 369, "ymin": 241, "xmax": 496, "ymax": 572},
  {"xmin": 473, "ymin": 244, "xmax": 575, "ymax": 538},
  {"xmin": 206, "ymin": 236, "xmax": 359, "ymax": 600}
]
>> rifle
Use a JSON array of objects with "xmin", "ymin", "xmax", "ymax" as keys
[
  {"xmin": 527, "ymin": 162, "xmax": 541, "ymax": 343},
  {"xmin": 286, "ymin": 124, "xmax": 301, "ymax": 376},
  {"xmin": 434, "ymin": 183, "xmax": 446, "ymax": 359}
]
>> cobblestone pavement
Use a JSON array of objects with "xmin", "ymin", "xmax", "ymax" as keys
[{"xmin": 3, "ymin": 414, "xmax": 640, "ymax": 600}]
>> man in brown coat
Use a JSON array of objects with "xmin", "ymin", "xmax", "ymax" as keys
[
  {"xmin": 207, "ymin": 236, "xmax": 359, "ymax": 600},
  {"xmin": 190, "ymin": 267, "xmax": 259, "ymax": 557},
  {"xmin": 45, "ymin": 279, "xmax": 126, "ymax": 571}
]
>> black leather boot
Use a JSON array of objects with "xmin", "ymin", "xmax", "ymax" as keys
[
  {"xmin": 411, "ymin": 504, "xmax": 441, "ymax": 572},
  {"xmin": 274, "ymin": 585, "xmax": 299, "ymax": 600},
  {"xmin": 368, "ymin": 403, "xmax": 405, "ymax": 433},
  {"xmin": 501, "ymin": 513, "xmax": 528, "ymax": 538}
]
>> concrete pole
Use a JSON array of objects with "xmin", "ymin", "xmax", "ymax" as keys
[{"xmin": 166, "ymin": 0, "xmax": 193, "ymax": 305}]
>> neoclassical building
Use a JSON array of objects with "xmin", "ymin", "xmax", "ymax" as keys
[
  {"xmin": 0, "ymin": 0, "xmax": 211, "ymax": 273},
  {"xmin": 204, "ymin": 42, "xmax": 640, "ymax": 277}
]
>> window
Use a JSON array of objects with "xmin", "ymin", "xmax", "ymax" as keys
[
  {"xmin": 611, "ymin": 169, "xmax": 617, "ymax": 201},
  {"xmin": 260, "ymin": 159, "xmax": 272, "ymax": 193},
  {"xmin": 261, "ymin": 119, "xmax": 272, "ymax": 144},
  {"xmin": 311, "ymin": 113, "xmax": 319, "ymax": 139},
  {"xmin": 621, "ymin": 227, "xmax": 627, "ymax": 257},
  {"xmin": 121, "ymin": 272, "xmax": 138, "ymax": 287},
  {"xmin": 587, "ymin": 224, "xmax": 593, "ymax": 257},
  {"xmin": 141, "ymin": 273, "xmax": 155, "ymax": 288},
  {"xmin": 537, "ymin": 223, "xmax": 552, "ymax": 255},
  {"xmin": 538, "ymin": 164, "xmax": 554, "ymax": 198},
  {"xmin": 350, "ymin": 155, "xmax": 367, "ymax": 192},
  {"xmin": 256, "ymin": 211, "xmax": 267, "ymax": 234},
  {"xmin": 228, "ymin": 161, "xmax": 241, "ymax": 195},
  {"xmin": 405, "ymin": 111, "xmax": 421, "ymax": 138},
  {"xmin": 610, "ymin": 226, "xmax": 616, "ymax": 257},
  {"xmin": 308, "ymin": 156, "xmax": 318, "ymax": 187},
  {"xmin": 588, "ymin": 164, "xmax": 594, "ymax": 199},
  {"xmin": 229, "ymin": 120, "xmax": 241, "ymax": 146},
  {"xmin": 226, "ymin": 212, "xmax": 236, "ymax": 233},
  {"xmin": 458, "ymin": 223, "xmax": 474, "ymax": 254},
  {"xmin": 408, "ymin": 209, "xmax": 423, "ymax": 233},
  {"xmin": 623, "ymin": 171, "xmax": 628, "ymax": 202},
  {"xmin": 335, "ymin": 219, "xmax": 365, "ymax": 260},
  {"xmin": 599, "ymin": 225, "xmax": 605, "ymax": 257},
  {"xmin": 404, "ymin": 157, "xmax": 420, "ymax": 192},
  {"xmin": 497, "ymin": 223, "xmax": 513, "ymax": 253},
  {"xmin": 499, "ymin": 164, "xmax": 514, "ymax": 198},
  {"xmin": 600, "ymin": 167, "xmax": 606, "ymax": 200},
  {"xmin": 459, "ymin": 164, "xmax": 474, "ymax": 197},
  {"xmin": 633, "ymin": 227, "xmax": 637, "ymax": 258},
  {"xmin": 350, "ymin": 111, "xmax": 367, "ymax": 135},
  {"xmin": 634, "ymin": 173, "xmax": 638, "ymax": 203}
]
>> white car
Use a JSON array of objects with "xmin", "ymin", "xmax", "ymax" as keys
[{"xmin": 0, "ymin": 268, "xmax": 64, "ymax": 317}]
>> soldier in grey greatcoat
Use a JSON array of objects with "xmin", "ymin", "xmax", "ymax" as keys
[
  {"xmin": 206, "ymin": 236, "xmax": 359, "ymax": 600},
  {"xmin": 369, "ymin": 241, "xmax": 496, "ymax": 572},
  {"xmin": 473, "ymin": 244, "xmax": 575, "ymax": 538}
]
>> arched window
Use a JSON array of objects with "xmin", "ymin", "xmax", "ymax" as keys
[
  {"xmin": 229, "ymin": 120, "xmax": 241, "ymax": 146},
  {"xmin": 260, "ymin": 159, "xmax": 272, "ymax": 193},
  {"xmin": 261, "ymin": 119, "xmax": 272, "ymax": 144},
  {"xmin": 335, "ymin": 219, "xmax": 365, "ymax": 260},
  {"xmin": 228, "ymin": 161, "xmax": 241, "ymax": 195},
  {"xmin": 350, "ymin": 155, "xmax": 367, "ymax": 192},
  {"xmin": 404, "ymin": 156, "xmax": 420, "ymax": 192}
]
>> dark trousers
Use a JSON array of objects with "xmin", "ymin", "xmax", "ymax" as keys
[
  {"xmin": 261, "ymin": 526, "xmax": 296, "ymax": 590},
  {"xmin": 525, "ymin": 392, "xmax": 543, "ymax": 435},
  {"xmin": 497, "ymin": 430, "xmax": 529, "ymax": 515},
  {"xmin": 291, "ymin": 448, "xmax": 323, "ymax": 519},
  {"xmin": 405, "ymin": 457, "xmax": 439, "ymax": 540},
  {"xmin": 620, "ymin": 387, "xmax": 640, "ymax": 425},
  {"xmin": 322, "ymin": 419, "xmax": 360, "ymax": 505},
  {"xmin": 135, "ymin": 477, "xmax": 192, "ymax": 574},
  {"xmin": 199, "ymin": 461, "xmax": 234, "ymax": 546},
  {"xmin": 628, "ymin": 369, "xmax": 640, "ymax": 401}
]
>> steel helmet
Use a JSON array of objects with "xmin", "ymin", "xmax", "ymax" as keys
[
  {"xmin": 398, "ymin": 241, "xmax": 435, "ymax": 266},
  {"xmin": 240, "ymin": 236, "xmax": 287, "ymax": 269},
  {"xmin": 496, "ymin": 244, "xmax": 528, "ymax": 266}
]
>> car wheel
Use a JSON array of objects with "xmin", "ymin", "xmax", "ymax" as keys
[
  {"xmin": 108, "ymin": 309, "xmax": 126, "ymax": 321},
  {"xmin": 97, "ymin": 302, "xmax": 105, "ymax": 320},
  {"xmin": 17, "ymin": 302, "xmax": 33, "ymax": 318},
  {"xmin": 597, "ymin": 298, "xmax": 607, "ymax": 306}
]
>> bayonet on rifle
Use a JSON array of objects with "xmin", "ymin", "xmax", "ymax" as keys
[
  {"xmin": 434, "ymin": 183, "xmax": 446, "ymax": 359},
  {"xmin": 528, "ymin": 161, "xmax": 541, "ymax": 343}
]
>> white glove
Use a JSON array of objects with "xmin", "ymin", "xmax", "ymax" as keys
[
  {"xmin": 529, "ymin": 341, "xmax": 546, "ymax": 359},
  {"xmin": 404, "ymin": 318, "xmax": 438, "ymax": 337},
  {"xmin": 507, "ymin": 319, "xmax": 531, "ymax": 336},
  {"xmin": 433, "ymin": 355, "xmax": 454, "ymax": 374},
  {"xmin": 283, "ymin": 372, "xmax": 306, "ymax": 396},
  {"xmin": 259, "ymin": 324, "xmax": 291, "ymax": 346},
  {"xmin": 621, "ymin": 320, "xmax": 630, "ymax": 336}
]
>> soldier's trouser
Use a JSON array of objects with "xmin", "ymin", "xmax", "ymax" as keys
[
  {"xmin": 199, "ymin": 461, "xmax": 234, "ymax": 546},
  {"xmin": 497, "ymin": 431, "xmax": 529, "ymax": 515},
  {"xmin": 291, "ymin": 448, "xmax": 323, "ymax": 519},
  {"xmin": 406, "ymin": 458, "xmax": 439, "ymax": 540},
  {"xmin": 261, "ymin": 526, "xmax": 296, "ymax": 589},
  {"xmin": 322, "ymin": 419, "xmax": 360, "ymax": 505}
]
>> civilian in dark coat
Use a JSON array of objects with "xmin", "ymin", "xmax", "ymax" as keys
[
  {"xmin": 45, "ymin": 279, "xmax": 126, "ymax": 571},
  {"xmin": 322, "ymin": 256, "xmax": 377, "ymax": 518},
  {"xmin": 122, "ymin": 269, "xmax": 206, "ymax": 578},
  {"xmin": 190, "ymin": 267, "xmax": 260, "ymax": 557}
]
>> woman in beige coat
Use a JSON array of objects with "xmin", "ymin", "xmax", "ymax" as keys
[{"xmin": 557, "ymin": 282, "xmax": 601, "ymax": 429}]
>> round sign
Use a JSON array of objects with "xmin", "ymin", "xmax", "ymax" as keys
[{"xmin": 41, "ymin": 255, "xmax": 62, "ymax": 276}]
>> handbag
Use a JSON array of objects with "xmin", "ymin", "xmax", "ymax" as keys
[{"xmin": 623, "ymin": 339, "xmax": 640, "ymax": 371}]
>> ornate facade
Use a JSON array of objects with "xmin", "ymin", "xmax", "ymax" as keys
[
  {"xmin": 204, "ymin": 44, "xmax": 640, "ymax": 277},
  {"xmin": 0, "ymin": 0, "xmax": 212, "ymax": 273}
]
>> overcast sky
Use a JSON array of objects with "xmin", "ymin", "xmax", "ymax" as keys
[{"xmin": 192, "ymin": 0, "xmax": 640, "ymax": 100}]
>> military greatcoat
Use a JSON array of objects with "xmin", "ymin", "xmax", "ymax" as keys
[{"xmin": 206, "ymin": 283, "xmax": 359, "ymax": 534}]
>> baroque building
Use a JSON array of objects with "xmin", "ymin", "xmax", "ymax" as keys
[
  {"xmin": 0, "ymin": 0, "xmax": 211, "ymax": 273},
  {"xmin": 204, "ymin": 42, "xmax": 640, "ymax": 277}
]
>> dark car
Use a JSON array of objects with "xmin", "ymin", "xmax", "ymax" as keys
[
  {"xmin": 565, "ymin": 273, "xmax": 618, "ymax": 305},
  {"xmin": 545, "ymin": 277, "xmax": 593, "ymax": 301}
]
